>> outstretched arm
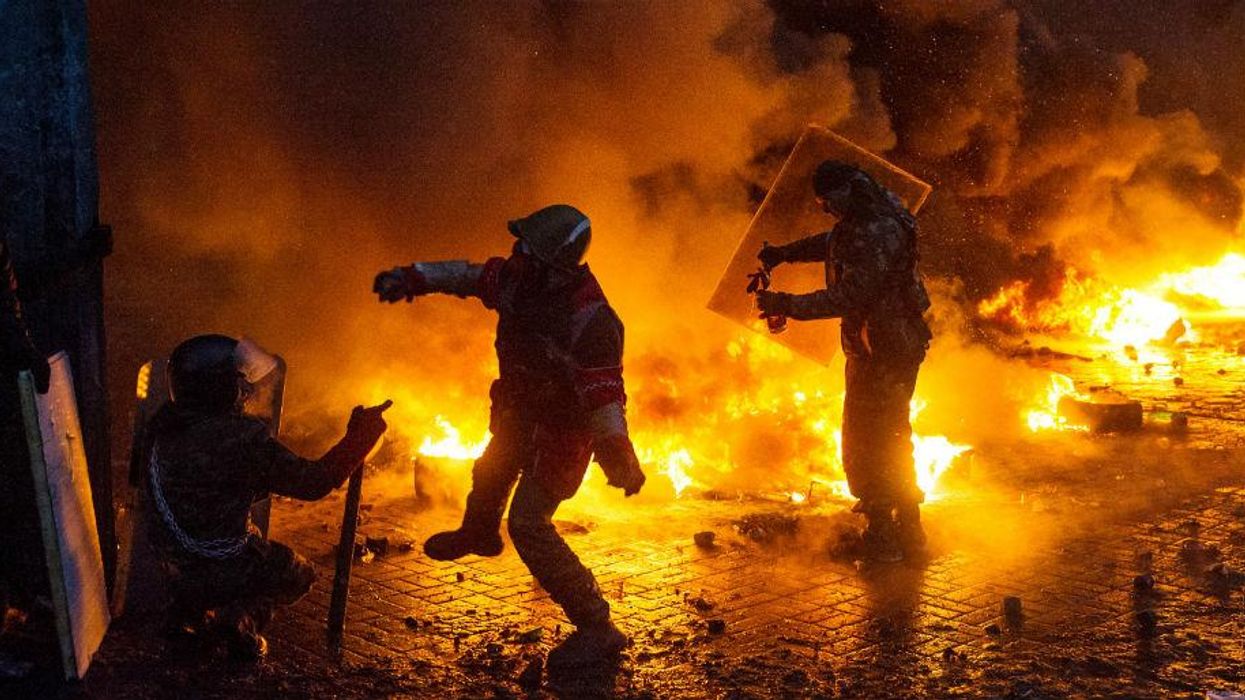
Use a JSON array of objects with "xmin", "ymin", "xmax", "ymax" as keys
[
  {"xmin": 759, "ymin": 231, "xmax": 832, "ymax": 267},
  {"xmin": 374, "ymin": 257, "xmax": 507, "ymax": 306},
  {"xmin": 255, "ymin": 401, "xmax": 391, "ymax": 501}
]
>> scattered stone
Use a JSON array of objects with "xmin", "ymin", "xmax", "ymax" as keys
[
  {"xmin": 364, "ymin": 535, "xmax": 390, "ymax": 557},
  {"xmin": 1143, "ymin": 363, "xmax": 1154, "ymax": 375},
  {"xmin": 403, "ymin": 615, "xmax": 420, "ymax": 630},
  {"xmin": 351, "ymin": 541, "xmax": 375, "ymax": 564},
  {"xmin": 456, "ymin": 571, "xmax": 466, "ymax": 583},
  {"xmin": 1133, "ymin": 573, "xmax": 1155, "ymax": 593},
  {"xmin": 1218, "ymin": 368, "xmax": 1228, "ymax": 376},
  {"xmin": 1206, "ymin": 563, "xmax": 1245, "ymax": 588},
  {"xmin": 707, "ymin": 619, "xmax": 727, "ymax": 635},
  {"xmin": 733, "ymin": 512, "xmax": 800, "ymax": 543},
  {"xmin": 1181, "ymin": 519, "xmax": 1201, "ymax": 537},
  {"xmin": 554, "ymin": 520, "xmax": 591, "ymax": 535},
  {"xmin": 941, "ymin": 646, "xmax": 962, "ymax": 663},
  {"xmin": 517, "ymin": 657, "xmax": 543, "ymax": 692},
  {"xmin": 486, "ymin": 642, "xmax": 504, "ymax": 657},
  {"xmin": 397, "ymin": 539, "xmax": 415, "ymax": 553},
  {"xmin": 782, "ymin": 669, "xmax": 810, "ymax": 687},
  {"xmin": 688, "ymin": 595, "xmax": 716, "ymax": 612},
  {"xmin": 1173, "ymin": 376, "xmax": 1184, "ymax": 387},
  {"xmin": 319, "ymin": 522, "xmax": 330, "ymax": 532},
  {"xmin": 1123, "ymin": 345, "xmax": 1138, "ymax": 361},
  {"xmin": 515, "ymin": 627, "xmax": 543, "ymax": 644},
  {"xmin": 693, "ymin": 531, "xmax": 717, "ymax": 549},
  {"xmin": 1170, "ymin": 412, "xmax": 1189, "ymax": 432},
  {"xmin": 984, "ymin": 623, "xmax": 1002, "ymax": 637},
  {"xmin": 1002, "ymin": 596, "xmax": 1023, "ymax": 626}
]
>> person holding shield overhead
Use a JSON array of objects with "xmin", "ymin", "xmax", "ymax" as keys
[{"xmin": 755, "ymin": 161, "xmax": 932, "ymax": 563}]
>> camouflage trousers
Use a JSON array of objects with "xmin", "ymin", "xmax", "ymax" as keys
[
  {"xmin": 842, "ymin": 354, "xmax": 924, "ymax": 510},
  {"xmin": 461, "ymin": 409, "xmax": 610, "ymax": 629},
  {"xmin": 165, "ymin": 538, "xmax": 315, "ymax": 629}
]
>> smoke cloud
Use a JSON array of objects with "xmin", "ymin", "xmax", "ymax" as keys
[{"xmin": 89, "ymin": 2, "xmax": 1244, "ymax": 495}]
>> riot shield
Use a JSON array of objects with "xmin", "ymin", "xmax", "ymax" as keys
[
  {"xmin": 112, "ymin": 353, "xmax": 286, "ymax": 618},
  {"xmin": 19, "ymin": 352, "xmax": 110, "ymax": 680},
  {"xmin": 707, "ymin": 126, "xmax": 932, "ymax": 364}
]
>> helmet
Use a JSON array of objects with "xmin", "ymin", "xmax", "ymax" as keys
[
  {"xmin": 507, "ymin": 204, "xmax": 592, "ymax": 269},
  {"xmin": 812, "ymin": 160, "xmax": 864, "ymax": 199},
  {"xmin": 168, "ymin": 334, "xmax": 241, "ymax": 412}
]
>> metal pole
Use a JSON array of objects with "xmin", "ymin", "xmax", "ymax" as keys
[{"xmin": 326, "ymin": 467, "xmax": 363, "ymax": 654}]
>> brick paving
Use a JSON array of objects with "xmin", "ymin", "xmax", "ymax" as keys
[
  {"xmin": 38, "ymin": 347, "xmax": 1245, "ymax": 697},
  {"xmin": 133, "ymin": 428, "xmax": 1243, "ymax": 699}
]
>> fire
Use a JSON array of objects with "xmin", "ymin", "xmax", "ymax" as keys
[
  {"xmin": 909, "ymin": 399, "xmax": 971, "ymax": 497},
  {"xmin": 388, "ymin": 337, "xmax": 972, "ymax": 505},
  {"xmin": 1025, "ymin": 372, "xmax": 1090, "ymax": 433},
  {"xmin": 978, "ymin": 251, "xmax": 1245, "ymax": 348},
  {"xmin": 417, "ymin": 415, "xmax": 489, "ymax": 460}
]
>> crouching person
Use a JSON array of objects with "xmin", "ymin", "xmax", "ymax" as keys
[{"xmin": 145, "ymin": 334, "xmax": 390, "ymax": 661}]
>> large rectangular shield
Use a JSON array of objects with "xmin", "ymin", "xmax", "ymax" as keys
[
  {"xmin": 707, "ymin": 126, "xmax": 932, "ymax": 364},
  {"xmin": 112, "ymin": 354, "xmax": 286, "ymax": 618},
  {"xmin": 19, "ymin": 352, "xmax": 110, "ymax": 680}
]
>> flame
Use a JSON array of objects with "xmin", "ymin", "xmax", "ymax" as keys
[
  {"xmin": 1025, "ymin": 372, "xmax": 1090, "ymax": 432},
  {"xmin": 978, "ymin": 251, "xmax": 1245, "ymax": 347},
  {"xmin": 417, "ymin": 415, "xmax": 489, "ymax": 460}
]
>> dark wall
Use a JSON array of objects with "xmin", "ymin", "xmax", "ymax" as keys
[{"xmin": 0, "ymin": 0, "xmax": 113, "ymax": 587}]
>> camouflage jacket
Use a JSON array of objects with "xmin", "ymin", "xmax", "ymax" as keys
[
  {"xmin": 778, "ymin": 209, "xmax": 932, "ymax": 361},
  {"xmin": 146, "ymin": 405, "xmax": 356, "ymax": 562}
]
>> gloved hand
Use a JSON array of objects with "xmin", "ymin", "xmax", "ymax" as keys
[
  {"xmin": 373, "ymin": 266, "xmax": 427, "ymax": 303},
  {"xmin": 595, "ymin": 434, "xmax": 645, "ymax": 497},
  {"xmin": 755, "ymin": 289, "xmax": 791, "ymax": 318},
  {"xmin": 757, "ymin": 243, "xmax": 786, "ymax": 270},
  {"xmin": 345, "ymin": 399, "xmax": 392, "ymax": 450}
]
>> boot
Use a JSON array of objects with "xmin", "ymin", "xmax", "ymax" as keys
[
  {"xmin": 546, "ymin": 620, "xmax": 628, "ymax": 669},
  {"xmin": 424, "ymin": 491, "xmax": 506, "ymax": 561},
  {"xmin": 423, "ymin": 528, "xmax": 504, "ymax": 561},
  {"xmin": 860, "ymin": 507, "xmax": 903, "ymax": 564},
  {"xmin": 895, "ymin": 503, "xmax": 927, "ymax": 560}
]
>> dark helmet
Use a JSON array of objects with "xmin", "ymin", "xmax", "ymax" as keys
[
  {"xmin": 507, "ymin": 204, "xmax": 592, "ymax": 270},
  {"xmin": 812, "ymin": 160, "xmax": 864, "ymax": 199},
  {"xmin": 167, "ymin": 334, "xmax": 241, "ymax": 412}
]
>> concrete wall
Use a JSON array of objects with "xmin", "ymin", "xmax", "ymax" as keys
[{"xmin": 0, "ymin": 0, "xmax": 113, "ymax": 588}]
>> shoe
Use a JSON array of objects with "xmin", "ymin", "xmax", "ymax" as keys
[
  {"xmin": 423, "ymin": 528, "xmax": 504, "ymax": 561},
  {"xmin": 546, "ymin": 621, "xmax": 628, "ymax": 669},
  {"xmin": 895, "ymin": 504, "xmax": 927, "ymax": 560},
  {"xmin": 861, "ymin": 514, "xmax": 904, "ymax": 564}
]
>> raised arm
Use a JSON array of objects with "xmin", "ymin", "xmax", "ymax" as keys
[
  {"xmin": 252, "ymin": 401, "xmax": 390, "ymax": 501},
  {"xmin": 373, "ymin": 257, "xmax": 507, "ymax": 306}
]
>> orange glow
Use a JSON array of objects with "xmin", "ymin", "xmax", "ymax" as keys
[
  {"xmin": 1025, "ymin": 372, "xmax": 1090, "ymax": 433},
  {"xmin": 979, "ymin": 251, "xmax": 1245, "ymax": 348}
]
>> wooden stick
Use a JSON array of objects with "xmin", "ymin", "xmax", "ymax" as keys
[{"xmin": 326, "ymin": 467, "xmax": 363, "ymax": 654}]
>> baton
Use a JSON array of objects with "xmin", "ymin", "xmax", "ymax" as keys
[{"xmin": 326, "ymin": 467, "xmax": 363, "ymax": 654}]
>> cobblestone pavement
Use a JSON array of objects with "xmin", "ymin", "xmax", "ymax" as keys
[{"xmin": 70, "ymin": 422, "xmax": 1245, "ymax": 699}]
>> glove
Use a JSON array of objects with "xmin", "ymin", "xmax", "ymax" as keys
[
  {"xmin": 373, "ymin": 266, "xmax": 427, "ymax": 303},
  {"xmin": 755, "ymin": 289, "xmax": 791, "ymax": 318},
  {"xmin": 595, "ymin": 434, "xmax": 645, "ymax": 497},
  {"xmin": 344, "ymin": 399, "xmax": 392, "ymax": 451},
  {"xmin": 757, "ymin": 243, "xmax": 786, "ymax": 270}
]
